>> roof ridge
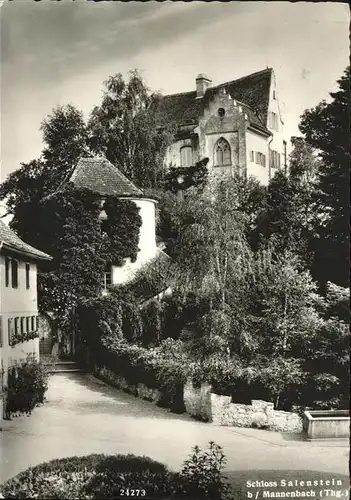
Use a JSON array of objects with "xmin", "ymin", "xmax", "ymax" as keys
[
  {"xmin": 160, "ymin": 68, "xmax": 272, "ymax": 101},
  {"xmin": 213, "ymin": 67, "xmax": 273, "ymax": 90},
  {"xmin": 162, "ymin": 90, "xmax": 197, "ymax": 99}
]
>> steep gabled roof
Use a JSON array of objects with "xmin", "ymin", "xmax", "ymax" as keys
[
  {"xmin": 0, "ymin": 220, "xmax": 52, "ymax": 261},
  {"xmin": 207, "ymin": 68, "xmax": 273, "ymax": 125},
  {"xmin": 154, "ymin": 68, "xmax": 272, "ymax": 132},
  {"xmin": 153, "ymin": 90, "xmax": 204, "ymax": 128},
  {"xmin": 68, "ymin": 157, "xmax": 144, "ymax": 197}
]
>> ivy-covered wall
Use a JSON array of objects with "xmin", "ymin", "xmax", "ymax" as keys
[{"xmin": 38, "ymin": 184, "xmax": 142, "ymax": 339}]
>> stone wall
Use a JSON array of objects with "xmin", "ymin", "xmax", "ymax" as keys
[
  {"xmin": 184, "ymin": 379, "xmax": 302, "ymax": 433},
  {"xmin": 93, "ymin": 365, "xmax": 162, "ymax": 405}
]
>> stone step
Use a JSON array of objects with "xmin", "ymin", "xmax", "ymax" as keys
[{"xmin": 43, "ymin": 360, "xmax": 87, "ymax": 373}]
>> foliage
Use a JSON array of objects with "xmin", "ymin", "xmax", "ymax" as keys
[
  {"xmin": 87, "ymin": 70, "xmax": 174, "ymax": 189},
  {"xmin": 163, "ymin": 157, "xmax": 209, "ymax": 193},
  {"xmin": 140, "ymin": 299, "xmax": 164, "ymax": 346},
  {"xmin": 0, "ymin": 454, "xmax": 174, "ymax": 499},
  {"xmin": 179, "ymin": 442, "xmax": 233, "ymax": 500},
  {"xmin": 37, "ymin": 185, "xmax": 141, "ymax": 337},
  {"xmin": 157, "ymin": 174, "xmax": 265, "ymax": 261},
  {"xmin": 324, "ymin": 281, "xmax": 350, "ymax": 322},
  {"xmin": 289, "ymin": 136, "xmax": 320, "ymax": 184},
  {"xmin": 9, "ymin": 329, "xmax": 39, "ymax": 347},
  {"xmin": 187, "ymin": 308, "xmax": 232, "ymax": 360},
  {"xmin": 248, "ymin": 250, "xmax": 321, "ymax": 358},
  {"xmin": 173, "ymin": 179, "xmax": 254, "ymax": 310},
  {"xmin": 101, "ymin": 197, "xmax": 142, "ymax": 266},
  {"xmin": 0, "ymin": 105, "xmax": 89, "ymax": 247},
  {"xmin": 38, "ymin": 185, "xmax": 106, "ymax": 329},
  {"xmin": 85, "ymin": 331, "xmax": 189, "ymax": 410},
  {"xmin": 299, "ymin": 317, "xmax": 350, "ymax": 409},
  {"xmin": 299, "ymin": 66, "xmax": 350, "ymax": 287},
  {"xmin": 251, "ymin": 170, "xmax": 314, "ymax": 265},
  {"xmin": 0, "ymin": 444, "xmax": 234, "ymax": 499},
  {"xmin": 6, "ymin": 355, "xmax": 48, "ymax": 417}
]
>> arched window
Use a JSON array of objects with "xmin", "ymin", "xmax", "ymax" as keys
[
  {"xmin": 180, "ymin": 146, "xmax": 193, "ymax": 168},
  {"xmin": 214, "ymin": 138, "xmax": 231, "ymax": 166}
]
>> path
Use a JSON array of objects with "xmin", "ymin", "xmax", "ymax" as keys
[{"xmin": 0, "ymin": 373, "xmax": 349, "ymax": 485}]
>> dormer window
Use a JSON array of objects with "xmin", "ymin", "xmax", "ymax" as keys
[
  {"xmin": 218, "ymin": 108, "xmax": 225, "ymax": 118},
  {"xmin": 180, "ymin": 146, "xmax": 193, "ymax": 168},
  {"xmin": 214, "ymin": 138, "xmax": 231, "ymax": 166}
]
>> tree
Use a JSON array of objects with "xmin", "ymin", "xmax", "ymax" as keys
[
  {"xmin": 0, "ymin": 104, "xmax": 89, "ymax": 246},
  {"xmin": 87, "ymin": 70, "xmax": 174, "ymax": 189},
  {"xmin": 299, "ymin": 67, "xmax": 350, "ymax": 287},
  {"xmin": 249, "ymin": 250, "xmax": 322, "ymax": 358},
  {"xmin": 251, "ymin": 168, "xmax": 315, "ymax": 267},
  {"xmin": 289, "ymin": 136, "xmax": 320, "ymax": 184}
]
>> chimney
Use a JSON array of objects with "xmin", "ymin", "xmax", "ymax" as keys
[{"xmin": 196, "ymin": 73, "xmax": 212, "ymax": 97}]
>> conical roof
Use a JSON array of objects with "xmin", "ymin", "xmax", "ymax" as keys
[{"xmin": 68, "ymin": 157, "xmax": 144, "ymax": 197}]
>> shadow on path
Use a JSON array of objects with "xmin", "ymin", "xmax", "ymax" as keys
[{"xmin": 43, "ymin": 373, "xmax": 199, "ymax": 424}]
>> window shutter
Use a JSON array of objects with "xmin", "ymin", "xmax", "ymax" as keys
[
  {"xmin": 26, "ymin": 263, "xmax": 30, "ymax": 289},
  {"xmin": 11, "ymin": 260, "xmax": 18, "ymax": 288},
  {"xmin": 8, "ymin": 318, "xmax": 14, "ymax": 345},
  {"xmin": 5, "ymin": 258, "xmax": 10, "ymax": 287}
]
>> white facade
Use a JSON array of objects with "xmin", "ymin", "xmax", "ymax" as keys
[
  {"xmin": 246, "ymin": 130, "xmax": 270, "ymax": 185},
  {"xmin": 110, "ymin": 197, "xmax": 158, "ymax": 286},
  {"xmin": 0, "ymin": 255, "xmax": 40, "ymax": 390}
]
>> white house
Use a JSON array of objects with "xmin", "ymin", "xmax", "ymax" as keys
[
  {"xmin": 154, "ymin": 68, "xmax": 287, "ymax": 186},
  {"xmin": 0, "ymin": 220, "xmax": 52, "ymax": 418}
]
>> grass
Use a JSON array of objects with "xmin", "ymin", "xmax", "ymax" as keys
[{"xmin": 225, "ymin": 470, "xmax": 350, "ymax": 499}]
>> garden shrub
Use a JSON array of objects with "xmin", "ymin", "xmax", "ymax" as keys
[
  {"xmin": 0, "ymin": 443, "xmax": 233, "ymax": 499},
  {"xmin": 0, "ymin": 454, "xmax": 173, "ymax": 499},
  {"xmin": 178, "ymin": 441, "xmax": 233, "ymax": 500},
  {"xmin": 6, "ymin": 354, "xmax": 48, "ymax": 417}
]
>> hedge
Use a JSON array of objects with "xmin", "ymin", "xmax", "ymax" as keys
[
  {"xmin": 96, "ymin": 338, "xmax": 189, "ymax": 412},
  {"xmin": 0, "ymin": 443, "xmax": 233, "ymax": 499}
]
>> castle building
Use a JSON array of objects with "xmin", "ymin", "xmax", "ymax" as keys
[{"xmin": 154, "ymin": 68, "xmax": 287, "ymax": 185}]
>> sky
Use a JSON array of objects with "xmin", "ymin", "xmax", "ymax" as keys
[{"xmin": 0, "ymin": 0, "xmax": 349, "ymax": 184}]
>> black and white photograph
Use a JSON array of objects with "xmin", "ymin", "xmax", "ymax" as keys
[{"xmin": 0, "ymin": 1, "xmax": 349, "ymax": 498}]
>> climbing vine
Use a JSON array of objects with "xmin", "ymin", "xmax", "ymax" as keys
[
  {"xmin": 101, "ymin": 197, "xmax": 142, "ymax": 266},
  {"xmin": 38, "ymin": 184, "xmax": 142, "ymax": 332}
]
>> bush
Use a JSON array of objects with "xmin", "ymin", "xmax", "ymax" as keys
[
  {"xmin": 0, "ymin": 454, "xmax": 173, "ymax": 499},
  {"xmin": 179, "ymin": 442, "xmax": 233, "ymax": 500},
  {"xmin": 6, "ymin": 354, "xmax": 48, "ymax": 417},
  {"xmin": 0, "ymin": 444, "xmax": 233, "ymax": 499}
]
